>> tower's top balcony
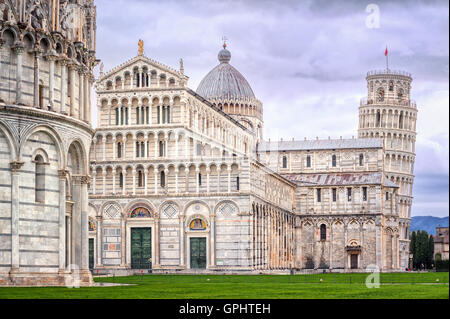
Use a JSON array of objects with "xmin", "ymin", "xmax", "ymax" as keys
[
  {"xmin": 367, "ymin": 69, "xmax": 412, "ymax": 79},
  {"xmin": 360, "ymin": 97, "xmax": 417, "ymax": 109}
]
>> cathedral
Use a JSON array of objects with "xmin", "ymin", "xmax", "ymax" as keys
[{"xmin": 1, "ymin": 1, "xmax": 417, "ymax": 286}]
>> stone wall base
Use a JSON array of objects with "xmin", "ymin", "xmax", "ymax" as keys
[{"xmin": 0, "ymin": 271, "xmax": 94, "ymax": 287}]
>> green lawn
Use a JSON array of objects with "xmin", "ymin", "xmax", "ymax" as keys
[{"xmin": 0, "ymin": 272, "xmax": 448, "ymax": 299}]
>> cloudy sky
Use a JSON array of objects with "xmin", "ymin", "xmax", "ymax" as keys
[{"xmin": 93, "ymin": 0, "xmax": 449, "ymax": 218}]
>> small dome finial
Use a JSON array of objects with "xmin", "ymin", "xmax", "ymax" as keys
[
  {"xmin": 218, "ymin": 36, "xmax": 231, "ymax": 63},
  {"xmin": 222, "ymin": 36, "xmax": 228, "ymax": 49}
]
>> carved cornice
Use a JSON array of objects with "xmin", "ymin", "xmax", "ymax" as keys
[{"xmin": 10, "ymin": 161, "xmax": 24, "ymax": 172}]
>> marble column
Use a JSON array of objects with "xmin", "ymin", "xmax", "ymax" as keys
[
  {"xmin": 60, "ymin": 58, "xmax": 68, "ymax": 115},
  {"xmin": 133, "ymin": 137, "xmax": 136, "ymax": 160},
  {"xmin": 33, "ymin": 50, "xmax": 41, "ymax": 108},
  {"xmin": 179, "ymin": 214, "xmax": 185, "ymax": 267},
  {"xmin": 112, "ymin": 169, "xmax": 116, "ymax": 194},
  {"xmin": 0, "ymin": 39, "xmax": 4, "ymax": 102},
  {"xmin": 102, "ymin": 171, "xmax": 106, "ymax": 195},
  {"xmin": 69, "ymin": 64, "xmax": 77, "ymax": 116},
  {"xmin": 13, "ymin": 44, "xmax": 25, "ymax": 105},
  {"xmin": 144, "ymin": 171, "xmax": 148, "ymax": 195},
  {"xmin": 206, "ymin": 168, "xmax": 210, "ymax": 193},
  {"xmin": 196, "ymin": 168, "xmax": 200, "ymax": 193},
  {"xmin": 47, "ymin": 54, "xmax": 57, "ymax": 110},
  {"xmin": 112, "ymin": 137, "xmax": 116, "ymax": 160},
  {"xmin": 122, "ymin": 171, "xmax": 126, "ymax": 196},
  {"xmin": 83, "ymin": 72, "xmax": 89, "ymax": 123},
  {"xmin": 120, "ymin": 217, "xmax": 126, "ymax": 267},
  {"xmin": 80, "ymin": 178, "xmax": 89, "ymax": 271},
  {"xmin": 10, "ymin": 161, "xmax": 24, "ymax": 273},
  {"xmin": 210, "ymin": 214, "xmax": 216, "ymax": 268},
  {"xmin": 154, "ymin": 217, "xmax": 160, "ymax": 268},
  {"xmin": 132, "ymin": 168, "xmax": 136, "ymax": 195},
  {"xmin": 58, "ymin": 170, "xmax": 68, "ymax": 272},
  {"xmin": 96, "ymin": 216, "xmax": 103, "ymax": 267},
  {"xmin": 78, "ymin": 69, "xmax": 84, "ymax": 121},
  {"xmin": 154, "ymin": 170, "xmax": 158, "ymax": 194},
  {"xmin": 102, "ymin": 136, "xmax": 106, "ymax": 161}
]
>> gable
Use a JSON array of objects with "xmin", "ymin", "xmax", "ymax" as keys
[{"xmin": 97, "ymin": 55, "xmax": 188, "ymax": 90}]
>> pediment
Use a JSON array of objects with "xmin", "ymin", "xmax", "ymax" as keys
[{"xmin": 97, "ymin": 55, "xmax": 188, "ymax": 88}]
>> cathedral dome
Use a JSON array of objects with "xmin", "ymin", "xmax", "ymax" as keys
[{"xmin": 197, "ymin": 45, "xmax": 255, "ymax": 100}]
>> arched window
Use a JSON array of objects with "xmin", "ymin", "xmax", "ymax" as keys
[
  {"xmin": 159, "ymin": 141, "xmax": 164, "ymax": 157},
  {"xmin": 162, "ymin": 106, "xmax": 166, "ymax": 123},
  {"xmin": 282, "ymin": 156, "xmax": 287, "ymax": 168},
  {"xmin": 119, "ymin": 172, "xmax": 124, "ymax": 188},
  {"xmin": 198, "ymin": 173, "xmax": 202, "ymax": 186},
  {"xmin": 320, "ymin": 224, "xmax": 327, "ymax": 241},
  {"xmin": 389, "ymin": 81, "xmax": 394, "ymax": 91},
  {"xmin": 306, "ymin": 155, "xmax": 311, "ymax": 168},
  {"xmin": 362, "ymin": 187, "xmax": 368, "ymax": 201},
  {"xmin": 332, "ymin": 188, "xmax": 337, "ymax": 202},
  {"xmin": 376, "ymin": 111, "xmax": 381, "ymax": 127},
  {"xmin": 117, "ymin": 142, "xmax": 122, "ymax": 158},
  {"xmin": 141, "ymin": 142, "xmax": 145, "ymax": 158},
  {"xmin": 359, "ymin": 154, "xmax": 364, "ymax": 166},
  {"xmin": 399, "ymin": 112, "xmax": 404, "ymax": 129},
  {"xmin": 236, "ymin": 176, "xmax": 240, "ymax": 191},
  {"xmin": 166, "ymin": 106, "xmax": 170, "ymax": 124},
  {"xmin": 115, "ymin": 108, "xmax": 119, "ymax": 125},
  {"xmin": 138, "ymin": 170, "xmax": 144, "ymax": 187},
  {"xmin": 331, "ymin": 154, "xmax": 337, "ymax": 167},
  {"xmin": 136, "ymin": 107, "xmax": 140, "ymax": 124},
  {"xmin": 160, "ymin": 170, "xmax": 166, "ymax": 187},
  {"xmin": 38, "ymin": 84, "xmax": 44, "ymax": 109},
  {"xmin": 35, "ymin": 155, "xmax": 45, "ymax": 203},
  {"xmin": 157, "ymin": 106, "xmax": 161, "ymax": 124}
]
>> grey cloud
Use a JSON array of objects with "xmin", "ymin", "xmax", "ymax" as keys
[{"xmin": 93, "ymin": 0, "xmax": 449, "ymax": 217}]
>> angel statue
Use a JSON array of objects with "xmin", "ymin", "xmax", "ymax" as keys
[
  {"xmin": 0, "ymin": 0, "xmax": 16, "ymax": 23},
  {"xmin": 25, "ymin": 0, "xmax": 45, "ymax": 30},
  {"xmin": 60, "ymin": 0, "xmax": 73, "ymax": 41}
]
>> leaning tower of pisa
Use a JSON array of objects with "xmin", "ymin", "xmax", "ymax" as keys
[{"xmin": 358, "ymin": 68, "xmax": 418, "ymax": 269}]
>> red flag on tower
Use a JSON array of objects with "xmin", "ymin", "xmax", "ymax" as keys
[{"xmin": 385, "ymin": 46, "xmax": 389, "ymax": 70}]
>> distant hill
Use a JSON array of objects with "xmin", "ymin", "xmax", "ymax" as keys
[{"xmin": 411, "ymin": 216, "xmax": 449, "ymax": 235}]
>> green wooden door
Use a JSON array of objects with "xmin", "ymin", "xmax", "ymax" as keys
[
  {"xmin": 89, "ymin": 238, "xmax": 94, "ymax": 270},
  {"xmin": 131, "ymin": 228, "xmax": 152, "ymax": 269},
  {"xmin": 190, "ymin": 237, "xmax": 207, "ymax": 269}
]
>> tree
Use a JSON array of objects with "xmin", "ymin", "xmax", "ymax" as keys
[
  {"xmin": 427, "ymin": 235, "xmax": 434, "ymax": 268},
  {"xmin": 410, "ymin": 230, "xmax": 435, "ymax": 270},
  {"xmin": 410, "ymin": 231, "xmax": 417, "ymax": 267}
]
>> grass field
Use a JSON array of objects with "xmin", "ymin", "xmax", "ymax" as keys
[{"xmin": 0, "ymin": 272, "xmax": 448, "ymax": 299}]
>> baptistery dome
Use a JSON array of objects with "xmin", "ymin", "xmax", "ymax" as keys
[{"xmin": 197, "ymin": 45, "xmax": 255, "ymax": 100}]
